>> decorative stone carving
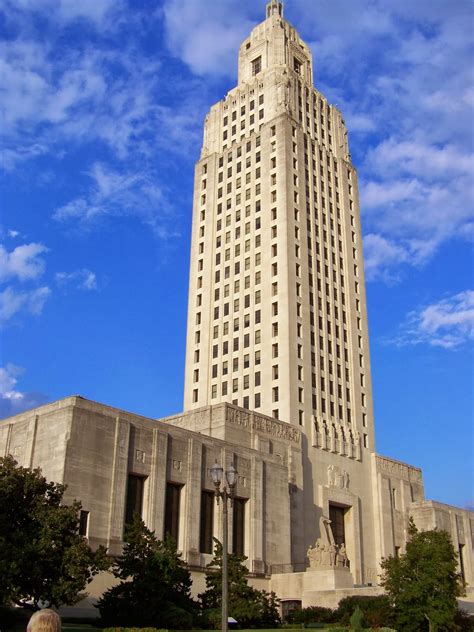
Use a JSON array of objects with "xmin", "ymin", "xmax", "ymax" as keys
[
  {"xmin": 225, "ymin": 406, "xmax": 301, "ymax": 444},
  {"xmin": 313, "ymin": 416, "xmax": 360, "ymax": 460},
  {"xmin": 337, "ymin": 543, "xmax": 349, "ymax": 568},
  {"xmin": 376, "ymin": 455, "xmax": 422, "ymax": 481},
  {"xmin": 327, "ymin": 465, "xmax": 349, "ymax": 490},
  {"xmin": 307, "ymin": 515, "xmax": 350, "ymax": 570},
  {"xmin": 135, "ymin": 449, "xmax": 146, "ymax": 463},
  {"xmin": 276, "ymin": 72, "xmax": 291, "ymax": 113}
]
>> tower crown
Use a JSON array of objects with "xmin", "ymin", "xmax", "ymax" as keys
[{"xmin": 266, "ymin": 0, "xmax": 283, "ymax": 19}]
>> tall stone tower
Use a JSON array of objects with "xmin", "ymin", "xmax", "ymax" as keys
[{"xmin": 184, "ymin": 1, "xmax": 379, "ymax": 582}]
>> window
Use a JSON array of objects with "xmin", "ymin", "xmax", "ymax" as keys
[
  {"xmin": 252, "ymin": 56, "xmax": 262, "ymax": 76},
  {"xmin": 255, "ymin": 393, "xmax": 261, "ymax": 408},
  {"xmin": 79, "ymin": 510, "xmax": 89, "ymax": 537},
  {"xmin": 233, "ymin": 498, "xmax": 246, "ymax": 555},
  {"xmin": 272, "ymin": 386, "xmax": 279, "ymax": 402},
  {"xmin": 200, "ymin": 491, "xmax": 214, "ymax": 554},
  {"xmin": 164, "ymin": 483, "xmax": 182, "ymax": 544},
  {"xmin": 125, "ymin": 474, "xmax": 146, "ymax": 525}
]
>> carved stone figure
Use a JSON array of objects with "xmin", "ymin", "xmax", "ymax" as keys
[
  {"xmin": 337, "ymin": 543, "xmax": 349, "ymax": 568},
  {"xmin": 308, "ymin": 514, "xmax": 346, "ymax": 569},
  {"xmin": 342, "ymin": 469, "xmax": 350, "ymax": 489},
  {"xmin": 277, "ymin": 72, "xmax": 291, "ymax": 112},
  {"xmin": 307, "ymin": 539, "xmax": 323, "ymax": 567},
  {"xmin": 327, "ymin": 464, "xmax": 335, "ymax": 486}
]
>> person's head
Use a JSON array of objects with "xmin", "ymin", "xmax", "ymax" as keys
[{"xmin": 27, "ymin": 609, "xmax": 61, "ymax": 632}]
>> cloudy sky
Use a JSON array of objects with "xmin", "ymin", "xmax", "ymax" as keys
[{"xmin": 1, "ymin": 0, "xmax": 473, "ymax": 507}]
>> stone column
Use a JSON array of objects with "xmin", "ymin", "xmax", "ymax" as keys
[
  {"xmin": 24, "ymin": 415, "xmax": 38, "ymax": 468},
  {"xmin": 147, "ymin": 429, "xmax": 168, "ymax": 538},
  {"xmin": 106, "ymin": 416, "xmax": 130, "ymax": 555},
  {"xmin": 250, "ymin": 456, "xmax": 265, "ymax": 573},
  {"xmin": 182, "ymin": 437, "xmax": 203, "ymax": 563}
]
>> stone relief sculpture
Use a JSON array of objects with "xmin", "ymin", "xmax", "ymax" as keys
[
  {"xmin": 312, "ymin": 416, "xmax": 361, "ymax": 461},
  {"xmin": 327, "ymin": 465, "xmax": 350, "ymax": 490},
  {"xmin": 277, "ymin": 71, "xmax": 291, "ymax": 112},
  {"xmin": 307, "ymin": 514, "xmax": 350, "ymax": 570}
]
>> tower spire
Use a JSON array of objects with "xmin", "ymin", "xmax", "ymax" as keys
[{"xmin": 266, "ymin": 0, "xmax": 283, "ymax": 19}]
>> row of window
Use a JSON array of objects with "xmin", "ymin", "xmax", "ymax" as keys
[
  {"xmin": 125, "ymin": 474, "xmax": 246, "ymax": 556},
  {"xmin": 223, "ymin": 94, "xmax": 263, "ymax": 129},
  {"xmin": 295, "ymin": 80, "xmax": 334, "ymax": 147}
]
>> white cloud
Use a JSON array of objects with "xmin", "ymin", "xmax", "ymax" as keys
[
  {"xmin": 53, "ymin": 162, "xmax": 177, "ymax": 238},
  {"xmin": 366, "ymin": 139, "xmax": 474, "ymax": 180},
  {"xmin": 362, "ymin": 234, "xmax": 411, "ymax": 283},
  {"xmin": 0, "ymin": 286, "xmax": 51, "ymax": 324},
  {"xmin": 55, "ymin": 269, "xmax": 98, "ymax": 291},
  {"xmin": 0, "ymin": 243, "xmax": 48, "ymax": 282},
  {"xmin": 0, "ymin": 364, "xmax": 49, "ymax": 419},
  {"xmin": 394, "ymin": 291, "xmax": 474, "ymax": 349},
  {"xmin": 163, "ymin": 0, "xmax": 256, "ymax": 77}
]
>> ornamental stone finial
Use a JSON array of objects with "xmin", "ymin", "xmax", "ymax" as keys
[{"xmin": 266, "ymin": 1, "xmax": 284, "ymax": 19}]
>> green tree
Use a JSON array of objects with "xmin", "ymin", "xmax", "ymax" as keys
[
  {"xmin": 97, "ymin": 515, "xmax": 197, "ymax": 628},
  {"xmin": 0, "ymin": 455, "xmax": 109, "ymax": 609},
  {"xmin": 380, "ymin": 519, "xmax": 463, "ymax": 632},
  {"xmin": 199, "ymin": 539, "xmax": 280, "ymax": 628}
]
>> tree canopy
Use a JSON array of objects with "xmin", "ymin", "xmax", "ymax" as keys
[
  {"xmin": 0, "ymin": 455, "xmax": 109, "ymax": 609},
  {"xmin": 380, "ymin": 519, "xmax": 464, "ymax": 632},
  {"xmin": 97, "ymin": 515, "xmax": 197, "ymax": 629},
  {"xmin": 199, "ymin": 538, "xmax": 280, "ymax": 629}
]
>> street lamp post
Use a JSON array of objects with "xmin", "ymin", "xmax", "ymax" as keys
[{"xmin": 210, "ymin": 461, "xmax": 238, "ymax": 632}]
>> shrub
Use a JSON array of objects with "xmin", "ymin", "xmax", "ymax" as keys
[
  {"xmin": 286, "ymin": 605, "xmax": 336, "ymax": 624},
  {"xmin": 0, "ymin": 605, "xmax": 31, "ymax": 631},
  {"xmin": 103, "ymin": 628, "xmax": 168, "ymax": 632},
  {"xmin": 455, "ymin": 609, "xmax": 474, "ymax": 632},
  {"xmin": 336, "ymin": 596, "xmax": 395, "ymax": 628}
]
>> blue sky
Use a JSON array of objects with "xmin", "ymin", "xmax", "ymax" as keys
[{"xmin": 1, "ymin": 0, "xmax": 473, "ymax": 508}]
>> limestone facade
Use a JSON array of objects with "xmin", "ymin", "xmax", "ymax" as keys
[{"xmin": 1, "ymin": 395, "xmax": 472, "ymax": 610}]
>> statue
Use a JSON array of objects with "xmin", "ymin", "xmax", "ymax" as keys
[
  {"xmin": 277, "ymin": 72, "xmax": 291, "ymax": 112},
  {"xmin": 307, "ymin": 539, "xmax": 322, "ymax": 566},
  {"xmin": 337, "ymin": 543, "xmax": 349, "ymax": 568},
  {"xmin": 307, "ymin": 515, "xmax": 339, "ymax": 568},
  {"xmin": 327, "ymin": 464, "xmax": 335, "ymax": 486}
]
